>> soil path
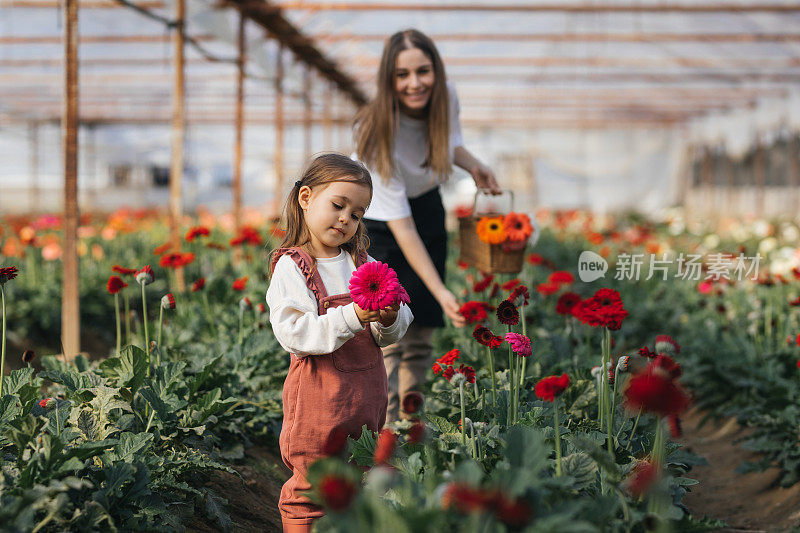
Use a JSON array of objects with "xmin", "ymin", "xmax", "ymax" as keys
[{"xmin": 682, "ymin": 409, "xmax": 800, "ymax": 532}]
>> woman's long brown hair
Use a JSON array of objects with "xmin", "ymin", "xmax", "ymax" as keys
[
  {"xmin": 269, "ymin": 153, "xmax": 372, "ymax": 275},
  {"xmin": 354, "ymin": 29, "xmax": 450, "ymax": 184}
]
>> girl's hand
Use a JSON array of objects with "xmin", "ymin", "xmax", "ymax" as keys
[
  {"xmin": 471, "ymin": 163, "xmax": 501, "ymax": 195},
  {"xmin": 377, "ymin": 303, "xmax": 400, "ymax": 327},
  {"xmin": 354, "ymin": 302, "xmax": 381, "ymax": 325},
  {"xmin": 435, "ymin": 288, "xmax": 466, "ymax": 328}
]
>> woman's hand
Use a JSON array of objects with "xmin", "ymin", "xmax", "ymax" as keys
[
  {"xmin": 470, "ymin": 162, "xmax": 501, "ymax": 195},
  {"xmin": 435, "ymin": 288, "xmax": 466, "ymax": 328},
  {"xmin": 354, "ymin": 302, "xmax": 381, "ymax": 326}
]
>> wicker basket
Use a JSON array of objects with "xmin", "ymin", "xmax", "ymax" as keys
[{"xmin": 457, "ymin": 190, "xmax": 526, "ymax": 274}]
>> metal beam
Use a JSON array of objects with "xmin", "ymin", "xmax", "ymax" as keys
[
  {"xmin": 274, "ymin": 2, "xmax": 800, "ymax": 13},
  {"xmin": 0, "ymin": 34, "xmax": 215, "ymax": 44},
  {"xmin": 315, "ymin": 32, "xmax": 800, "ymax": 44},
  {"xmin": 5, "ymin": 0, "xmax": 164, "ymax": 7}
]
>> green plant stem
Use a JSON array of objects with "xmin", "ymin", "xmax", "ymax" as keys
[
  {"xmin": 145, "ymin": 408, "xmax": 155, "ymax": 433},
  {"xmin": 459, "ymin": 382, "xmax": 466, "ymax": 447},
  {"xmin": 140, "ymin": 282, "xmax": 150, "ymax": 375},
  {"xmin": 124, "ymin": 291, "xmax": 131, "ymax": 345},
  {"xmin": 238, "ymin": 306, "xmax": 245, "ymax": 347},
  {"xmin": 55, "ymin": 401, "xmax": 60, "ymax": 437},
  {"xmin": 470, "ymin": 422, "xmax": 477, "ymax": 459},
  {"xmin": 201, "ymin": 292, "xmax": 216, "ymax": 337},
  {"xmin": 554, "ymin": 398, "xmax": 562, "ymax": 477},
  {"xmin": 486, "ymin": 345, "xmax": 497, "ymax": 406},
  {"xmin": 507, "ymin": 328, "xmax": 514, "ymax": 425},
  {"xmin": 1, "ymin": 285, "xmax": 6, "ymax": 396},
  {"xmin": 114, "ymin": 293, "xmax": 121, "ymax": 357},
  {"xmin": 156, "ymin": 305, "xmax": 164, "ymax": 366},
  {"xmin": 603, "ymin": 327, "xmax": 613, "ymax": 457},
  {"xmin": 519, "ymin": 304, "xmax": 528, "ymax": 389},
  {"xmin": 626, "ymin": 409, "xmax": 642, "ymax": 451}
]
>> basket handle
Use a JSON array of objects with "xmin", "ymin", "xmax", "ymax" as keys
[{"xmin": 472, "ymin": 188, "xmax": 514, "ymax": 216}]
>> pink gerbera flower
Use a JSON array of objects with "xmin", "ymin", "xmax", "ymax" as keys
[
  {"xmin": 504, "ymin": 332, "xmax": 532, "ymax": 357},
  {"xmin": 349, "ymin": 261, "xmax": 404, "ymax": 311}
]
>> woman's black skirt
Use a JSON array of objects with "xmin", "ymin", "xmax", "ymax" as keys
[{"xmin": 364, "ymin": 187, "xmax": 447, "ymax": 328}]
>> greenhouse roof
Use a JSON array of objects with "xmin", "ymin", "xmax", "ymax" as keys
[{"xmin": 1, "ymin": 0, "xmax": 799, "ymax": 129}]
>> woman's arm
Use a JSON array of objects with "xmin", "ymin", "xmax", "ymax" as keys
[
  {"xmin": 453, "ymin": 146, "xmax": 501, "ymax": 194},
  {"xmin": 386, "ymin": 217, "xmax": 466, "ymax": 328}
]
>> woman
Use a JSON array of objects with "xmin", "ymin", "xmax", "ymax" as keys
[{"xmin": 355, "ymin": 29, "xmax": 500, "ymax": 423}]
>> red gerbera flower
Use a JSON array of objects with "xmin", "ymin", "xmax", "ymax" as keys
[
  {"xmin": 450, "ymin": 364, "xmax": 476, "ymax": 384},
  {"xmin": 526, "ymin": 253, "xmax": 543, "ymax": 265},
  {"xmin": 442, "ymin": 366, "xmax": 456, "ymax": 381},
  {"xmin": 473, "ymin": 273, "xmax": 494, "ymax": 293},
  {"xmin": 229, "ymin": 226, "xmax": 263, "ymax": 247},
  {"xmin": 459, "ymin": 301, "xmax": 491, "ymax": 324},
  {"xmin": 501, "ymin": 278, "xmax": 521, "ymax": 291},
  {"xmin": 38, "ymin": 398, "xmax": 55, "ymax": 409},
  {"xmin": 508, "ymin": 285, "xmax": 530, "ymax": 307},
  {"xmin": 232, "ymin": 276, "xmax": 248, "ymax": 291},
  {"xmin": 402, "ymin": 391, "xmax": 424, "ymax": 414},
  {"xmin": 624, "ymin": 460, "xmax": 660, "ymax": 498},
  {"xmin": 407, "ymin": 420, "xmax": 426, "ymax": 443},
  {"xmin": 436, "ymin": 349, "xmax": 460, "ymax": 366},
  {"xmin": 668, "ymin": 414, "xmax": 683, "ymax": 439},
  {"xmin": 457, "ymin": 259, "xmax": 469, "ymax": 270},
  {"xmin": 206, "ymin": 242, "xmax": 227, "ymax": 251},
  {"xmin": 555, "ymin": 292, "xmax": 581, "ymax": 315},
  {"xmin": 322, "ymin": 426, "xmax": 348, "ymax": 456},
  {"xmin": 0, "ymin": 266, "xmax": 19, "ymax": 285},
  {"xmin": 790, "ymin": 296, "xmax": 800, "ymax": 307},
  {"xmin": 135, "ymin": 265, "xmax": 154, "ymax": 285},
  {"xmin": 624, "ymin": 363, "xmax": 690, "ymax": 418},
  {"xmin": 489, "ymin": 282, "xmax": 500, "ymax": 299},
  {"xmin": 22, "ymin": 350, "xmax": 35, "ymax": 363},
  {"xmin": 112, "ymin": 265, "xmax": 138, "ymax": 276},
  {"xmin": 442, "ymin": 483, "xmax": 496, "ymax": 514},
  {"xmin": 191, "ymin": 278, "xmax": 206, "ymax": 292},
  {"xmin": 473, "ymin": 325, "xmax": 503, "ymax": 349},
  {"xmin": 496, "ymin": 300, "xmax": 520, "ymax": 326},
  {"xmin": 152, "ymin": 242, "xmax": 171, "ymax": 255},
  {"xmin": 571, "ymin": 288, "xmax": 628, "ymax": 330},
  {"xmin": 319, "ymin": 475, "xmax": 356, "ymax": 511},
  {"xmin": 349, "ymin": 261, "xmax": 403, "ymax": 311},
  {"xmin": 373, "ymin": 429, "xmax": 397, "ymax": 464},
  {"xmin": 536, "ymin": 281, "xmax": 561, "ymax": 296},
  {"xmin": 534, "ymin": 373, "xmax": 570, "ymax": 402},
  {"xmin": 107, "ymin": 275, "xmax": 128, "ymax": 295},
  {"xmin": 638, "ymin": 346, "xmax": 657, "ymax": 358},
  {"xmin": 548, "ymin": 271, "xmax": 574, "ymax": 285},
  {"xmin": 161, "ymin": 293, "xmax": 176, "ymax": 310},
  {"xmin": 432, "ymin": 362, "xmax": 443, "ymax": 375},
  {"xmin": 185, "ymin": 225, "xmax": 210, "ymax": 242}
]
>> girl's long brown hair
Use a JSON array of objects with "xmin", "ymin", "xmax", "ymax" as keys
[
  {"xmin": 354, "ymin": 29, "xmax": 450, "ymax": 184},
  {"xmin": 269, "ymin": 153, "xmax": 372, "ymax": 275}
]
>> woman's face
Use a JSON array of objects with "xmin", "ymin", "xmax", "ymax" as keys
[{"xmin": 394, "ymin": 47, "xmax": 435, "ymax": 116}]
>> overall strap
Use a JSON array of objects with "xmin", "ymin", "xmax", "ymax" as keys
[{"xmin": 270, "ymin": 247, "xmax": 329, "ymax": 301}]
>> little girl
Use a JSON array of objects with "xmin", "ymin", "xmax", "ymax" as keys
[{"xmin": 266, "ymin": 153, "xmax": 413, "ymax": 532}]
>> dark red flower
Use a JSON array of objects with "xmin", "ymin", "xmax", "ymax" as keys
[
  {"xmin": 496, "ymin": 300, "xmax": 520, "ymax": 326},
  {"xmin": 526, "ymin": 253, "xmax": 543, "ymax": 265},
  {"xmin": 402, "ymin": 391, "xmax": 424, "ymax": 414},
  {"xmin": 502, "ymin": 278, "xmax": 521, "ymax": 291},
  {"xmin": 571, "ymin": 288, "xmax": 628, "ymax": 330},
  {"xmin": 230, "ymin": 226, "xmax": 263, "ymax": 247},
  {"xmin": 536, "ymin": 282, "xmax": 561, "ymax": 296},
  {"xmin": 185, "ymin": 226, "xmax": 210, "ymax": 242},
  {"xmin": 373, "ymin": 429, "xmax": 397, "ymax": 464},
  {"xmin": 638, "ymin": 346, "xmax": 657, "ymax": 358},
  {"xmin": 624, "ymin": 364, "xmax": 690, "ymax": 418},
  {"xmin": 22, "ymin": 350, "xmax": 35, "ymax": 363},
  {"xmin": 450, "ymin": 364, "xmax": 476, "ymax": 384},
  {"xmin": 555, "ymin": 292, "xmax": 581, "ymax": 315},
  {"xmin": 459, "ymin": 301, "xmax": 491, "ymax": 324},
  {"xmin": 508, "ymin": 285, "xmax": 530, "ymax": 307},
  {"xmin": 319, "ymin": 475, "xmax": 356, "ymax": 511},
  {"xmin": 473, "ymin": 273, "xmax": 494, "ymax": 293},
  {"xmin": 493, "ymin": 494, "xmax": 533, "ymax": 528},
  {"xmin": 436, "ymin": 349, "xmax": 460, "ymax": 366},
  {"xmin": 624, "ymin": 460, "xmax": 660, "ymax": 498},
  {"xmin": 442, "ymin": 366, "xmax": 456, "ymax": 381},
  {"xmin": 112, "ymin": 265, "xmax": 138, "ymax": 276},
  {"xmin": 232, "ymin": 277, "xmax": 248, "ymax": 291},
  {"xmin": 191, "ymin": 278, "xmax": 206, "ymax": 292},
  {"xmin": 322, "ymin": 426, "xmax": 349, "ymax": 456},
  {"xmin": 548, "ymin": 271, "xmax": 574, "ymax": 285},
  {"xmin": 534, "ymin": 373, "xmax": 570, "ymax": 402},
  {"xmin": 473, "ymin": 325, "xmax": 503, "ymax": 349},
  {"xmin": 107, "ymin": 275, "xmax": 128, "ymax": 295},
  {"xmin": 408, "ymin": 420, "xmax": 426, "ymax": 443},
  {"xmin": 442, "ymin": 483, "xmax": 495, "ymax": 514},
  {"xmin": 652, "ymin": 354, "xmax": 682, "ymax": 379},
  {"xmin": 488, "ymin": 282, "xmax": 500, "ymax": 299},
  {"xmin": 0, "ymin": 266, "xmax": 19, "ymax": 284}
]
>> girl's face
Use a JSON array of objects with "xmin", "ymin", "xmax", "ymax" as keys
[
  {"xmin": 298, "ymin": 180, "xmax": 371, "ymax": 258},
  {"xmin": 394, "ymin": 47, "xmax": 435, "ymax": 117}
]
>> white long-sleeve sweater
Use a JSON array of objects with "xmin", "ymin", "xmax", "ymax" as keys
[{"xmin": 266, "ymin": 249, "xmax": 414, "ymax": 356}]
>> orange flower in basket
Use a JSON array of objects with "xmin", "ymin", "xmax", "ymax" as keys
[
  {"xmin": 503, "ymin": 213, "xmax": 533, "ymax": 243},
  {"xmin": 476, "ymin": 216, "xmax": 507, "ymax": 244}
]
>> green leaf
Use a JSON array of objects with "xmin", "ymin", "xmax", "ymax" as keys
[
  {"xmin": 569, "ymin": 433, "xmax": 621, "ymax": 481},
  {"xmin": 111, "ymin": 432, "xmax": 154, "ymax": 463},
  {"xmin": 3, "ymin": 367, "xmax": 35, "ymax": 395},
  {"xmin": 138, "ymin": 387, "xmax": 174, "ymax": 425},
  {"xmin": 561, "ymin": 452, "xmax": 598, "ymax": 490},
  {"xmin": 348, "ymin": 424, "xmax": 377, "ymax": 467},
  {"xmin": 38, "ymin": 369, "xmax": 91, "ymax": 394},
  {"xmin": 76, "ymin": 409, "xmax": 99, "ymax": 440},
  {"xmin": 100, "ymin": 346, "xmax": 148, "ymax": 392},
  {"xmin": 45, "ymin": 400, "xmax": 72, "ymax": 436},
  {"xmin": 189, "ymin": 355, "xmax": 223, "ymax": 394},
  {"xmin": 0, "ymin": 394, "xmax": 21, "ymax": 423},
  {"xmin": 424, "ymin": 414, "xmax": 458, "ymax": 435},
  {"xmin": 203, "ymin": 488, "xmax": 233, "ymax": 533}
]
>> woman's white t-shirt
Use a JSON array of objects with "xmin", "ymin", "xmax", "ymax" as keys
[{"xmin": 362, "ymin": 82, "xmax": 464, "ymax": 222}]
